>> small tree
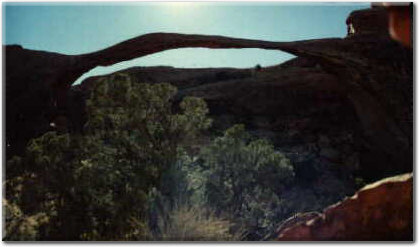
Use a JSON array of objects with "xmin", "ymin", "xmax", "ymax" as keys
[
  {"xmin": 199, "ymin": 124, "xmax": 294, "ymax": 238},
  {"xmin": 5, "ymin": 74, "xmax": 211, "ymax": 240}
]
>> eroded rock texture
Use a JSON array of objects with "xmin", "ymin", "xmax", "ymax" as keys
[{"xmin": 276, "ymin": 173, "xmax": 413, "ymax": 241}]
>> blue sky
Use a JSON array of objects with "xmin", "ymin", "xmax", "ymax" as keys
[{"xmin": 3, "ymin": 2, "xmax": 369, "ymax": 84}]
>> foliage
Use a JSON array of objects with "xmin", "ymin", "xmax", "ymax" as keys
[
  {"xmin": 5, "ymin": 73, "xmax": 307, "ymax": 241},
  {"xmin": 354, "ymin": 177, "xmax": 367, "ymax": 189},
  {"xmin": 159, "ymin": 206, "xmax": 238, "ymax": 241},
  {"xmin": 4, "ymin": 74, "xmax": 211, "ymax": 240},
  {"xmin": 3, "ymin": 199, "xmax": 49, "ymax": 241},
  {"xmin": 199, "ymin": 124, "xmax": 295, "ymax": 238}
]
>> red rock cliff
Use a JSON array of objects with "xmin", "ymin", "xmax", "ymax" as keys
[{"xmin": 277, "ymin": 173, "xmax": 413, "ymax": 241}]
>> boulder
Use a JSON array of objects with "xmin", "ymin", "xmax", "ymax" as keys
[{"xmin": 277, "ymin": 173, "xmax": 413, "ymax": 241}]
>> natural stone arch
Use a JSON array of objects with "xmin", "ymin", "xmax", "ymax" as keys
[{"xmin": 6, "ymin": 32, "xmax": 412, "ymax": 173}]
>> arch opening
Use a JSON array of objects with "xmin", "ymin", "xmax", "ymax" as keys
[{"xmin": 72, "ymin": 48, "xmax": 295, "ymax": 85}]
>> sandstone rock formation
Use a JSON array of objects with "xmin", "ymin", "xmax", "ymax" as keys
[
  {"xmin": 276, "ymin": 173, "xmax": 413, "ymax": 241},
  {"xmin": 346, "ymin": 6, "xmax": 389, "ymax": 37},
  {"xmin": 6, "ymin": 6, "xmax": 412, "ymax": 180}
]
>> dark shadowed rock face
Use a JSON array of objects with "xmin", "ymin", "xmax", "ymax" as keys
[
  {"xmin": 346, "ymin": 7, "xmax": 389, "ymax": 37},
  {"xmin": 277, "ymin": 173, "xmax": 413, "ymax": 241},
  {"xmin": 5, "ymin": 46, "xmax": 81, "ymax": 156}
]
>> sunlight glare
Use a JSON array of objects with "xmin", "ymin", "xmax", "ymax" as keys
[{"xmin": 165, "ymin": 2, "xmax": 199, "ymax": 13}]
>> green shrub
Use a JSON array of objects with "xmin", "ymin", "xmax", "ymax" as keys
[
  {"xmin": 5, "ymin": 74, "xmax": 211, "ymax": 240},
  {"xmin": 199, "ymin": 124, "xmax": 294, "ymax": 238},
  {"xmin": 3, "ymin": 199, "xmax": 49, "ymax": 241}
]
